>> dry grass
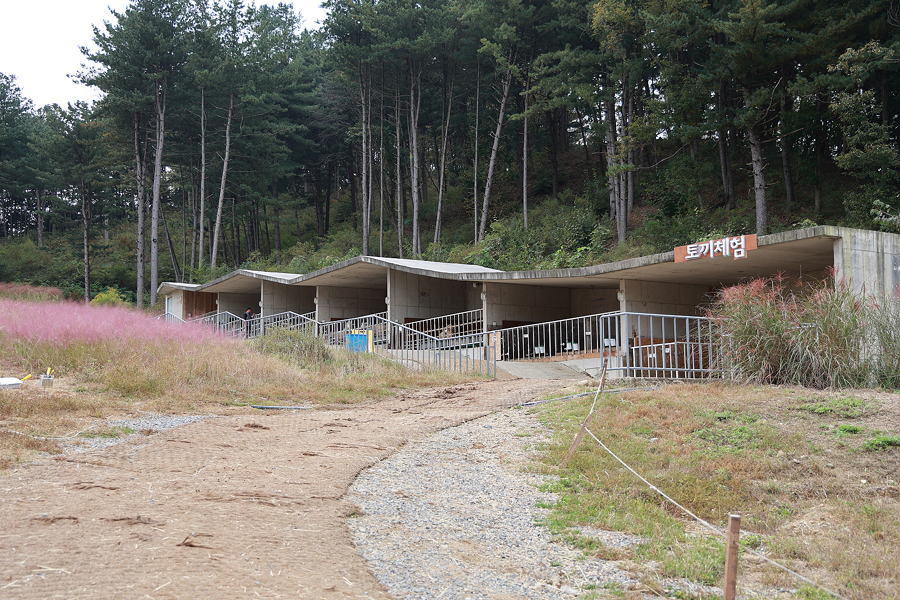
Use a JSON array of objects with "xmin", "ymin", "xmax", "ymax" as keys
[
  {"xmin": 533, "ymin": 382, "xmax": 900, "ymax": 599},
  {"xmin": 0, "ymin": 299, "xmax": 469, "ymax": 470}
]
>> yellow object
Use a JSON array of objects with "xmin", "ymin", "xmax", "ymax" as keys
[
  {"xmin": 22, "ymin": 374, "xmax": 32, "ymax": 381},
  {"xmin": 47, "ymin": 367, "xmax": 51, "ymax": 375}
]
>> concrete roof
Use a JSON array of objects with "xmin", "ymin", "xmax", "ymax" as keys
[
  {"xmin": 199, "ymin": 269, "xmax": 299, "ymax": 294},
  {"xmin": 290, "ymin": 256, "xmax": 502, "ymax": 289},
  {"xmin": 157, "ymin": 282, "xmax": 202, "ymax": 296},
  {"xmin": 157, "ymin": 226, "xmax": 854, "ymax": 296},
  {"xmin": 466, "ymin": 226, "xmax": 841, "ymax": 288}
]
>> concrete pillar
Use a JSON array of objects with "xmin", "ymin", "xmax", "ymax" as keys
[{"xmin": 261, "ymin": 281, "xmax": 275, "ymax": 317}]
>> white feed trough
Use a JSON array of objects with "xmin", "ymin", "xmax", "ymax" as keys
[{"xmin": 0, "ymin": 377, "xmax": 23, "ymax": 389}]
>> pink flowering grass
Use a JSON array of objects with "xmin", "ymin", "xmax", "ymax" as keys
[
  {"xmin": 706, "ymin": 273, "xmax": 900, "ymax": 388},
  {"xmin": 0, "ymin": 299, "xmax": 309, "ymax": 403},
  {"xmin": 0, "ymin": 283, "xmax": 63, "ymax": 302}
]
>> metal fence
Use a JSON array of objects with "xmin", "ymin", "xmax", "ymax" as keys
[
  {"xmin": 497, "ymin": 311, "xmax": 621, "ymax": 362},
  {"xmin": 403, "ymin": 309, "xmax": 484, "ymax": 339},
  {"xmin": 157, "ymin": 312, "xmax": 186, "ymax": 323},
  {"xmin": 169, "ymin": 307, "xmax": 719, "ymax": 380},
  {"xmin": 193, "ymin": 311, "xmax": 247, "ymax": 337},
  {"xmin": 622, "ymin": 312, "xmax": 719, "ymax": 379},
  {"xmin": 366, "ymin": 316, "xmax": 496, "ymax": 377},
  {"xmin": 495, "ymin": 311, "xmax": 720, "ymax": 379}
]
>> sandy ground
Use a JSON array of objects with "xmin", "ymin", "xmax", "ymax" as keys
[{"xmin": 0, "ymin": 379, "xmax": 568, "ymax": 600}]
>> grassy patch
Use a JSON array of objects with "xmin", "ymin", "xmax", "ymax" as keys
[
  {"xmin": 77, "ymin": 426, "xmax": 136, "ymax": 439},
  {"xmin": 862, "ymin": 433, "xmax": 900, "ymax": 452},
  {"xmin": 798, "ymin": 397, "xmax": 868, "ymax": 418},
  {"xmin": 0, "ymin": 299, "xmax": 471, "ymax": 470},
  {"xmin": 530, "ymin": 383, "xmax": 900, "ymax": 599}
]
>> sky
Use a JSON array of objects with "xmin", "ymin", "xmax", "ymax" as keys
[{"xmin": 0, "ymin": 0, "xmax": 328, "ymax": 109}]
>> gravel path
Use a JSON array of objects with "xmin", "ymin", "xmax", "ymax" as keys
[{"xmin": 348, "ymin": 407, "xmax": 649, "ymax": 599}]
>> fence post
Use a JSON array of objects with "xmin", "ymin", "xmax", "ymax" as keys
[{"xmin": 724, "ymin": 514, "xmax": 741, "ymax": 600}]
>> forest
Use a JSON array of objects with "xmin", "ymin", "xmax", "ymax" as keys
[{"xmin": 0, "ymin": 0, "xmax": 898, "ymax": 305}]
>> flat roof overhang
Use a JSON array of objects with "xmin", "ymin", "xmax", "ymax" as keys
[
  {"xmin": 457, "ymin": 227, "xmax": 840, "ymax": 289},
  {"xmin": 290, "ymin": 256, "xmax": 502, "ymax": 289},
  {"xmin": 201, "ymin": 270, "xmax": 298, "ymax": 294}
]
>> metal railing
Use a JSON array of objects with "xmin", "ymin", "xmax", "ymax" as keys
[
  {"xmin": 193, "ymin": 311, "xmax": 247, "ymax": 337},
  {"xmin": 622, "ymin": 311, "xmax": 718, "ymax": 379},
  {"xmin": 497, "ymin": 311, "xmax": 621, "ymax": 361},
  {"xmin": 157, "ymin": 312, "xmax": 185, "ymax": 323},
  {"xmin": 188, "ymin": 309, "xmax": 219, "ymax": 322},
  {"xmin": 318, "ymin": 312, "xmax": 389, "ymax": 346},
  {"xmin": 495, "ymin": 311, "xmax": 720, "ymax": 379},
  {"xmin": 366, "ymin": 316, "xmax": 495, "ymax": 377},
  {"xmin": 257, "ymin": 310, "xmax": 317, "ymax": 336},
  {"xmin": 403, "ymin": 309, "xmax": 484, "ymax": 339}
]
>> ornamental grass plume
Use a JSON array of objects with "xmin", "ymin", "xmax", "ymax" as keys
[
  {"xmin": 707, "ymin": 272, "xmax": 900, "ymax": 389},
  {"xmin": 0, "ymin": 299, "xmax": 308, "ymax": 404}
]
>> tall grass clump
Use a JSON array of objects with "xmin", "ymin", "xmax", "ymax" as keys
[
  {"xmin": 0, "ymin": 283, "xmax": 64, "ymax": 302},
  {"xmin": 707, "ymin": 274, "xmax": 900, "ymax": 388},
  {"xmin": 0, "ymin": 299, "xmax": 308, "ymax": 406},
  {"xmin": 251, "ymin": 325, "xmax": 471, "ymax": 403},
  {"xmin": 251, "ymin": 325, "xmax": 332, "ymax": 367}
]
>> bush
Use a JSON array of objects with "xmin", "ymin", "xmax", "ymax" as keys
[
  {"xmin": 251, "ymin": 325, "xmax": 332, "ymax": 367},
  {"xmin": 707, "ymin": 274, "xmax": 893, "ymax": 388},
  {"xmin": 90, "ymin": 287, "xmax": 130, "ymax": 307}
]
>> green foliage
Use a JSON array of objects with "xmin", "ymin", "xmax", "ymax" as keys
[
  {"xmin": 862, "ymin": 433, "xmax": 900, "ymax": 452},
  {"xmin": 90, "ymin": 287, "xmax": 131, "ymax": 307},
  {"xmin": 251, "ymin": 325, "xmax": 332, "ymax": 367},
  {"xmin": 798, "ymin": 397, "xmax": 868, "ymax": 419}
]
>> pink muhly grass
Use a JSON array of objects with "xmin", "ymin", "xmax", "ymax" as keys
[{"xmin": 0, "ymin": 299, "xmax": 227, "ymax": 348}]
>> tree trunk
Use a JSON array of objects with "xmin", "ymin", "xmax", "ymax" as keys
[
  {"xmin": 408, "ymin": 62, "xmax": 423, "ymax": 256},
  {"xmin": 35, "ymin": 189, "xmax": 43, "ymax": 246},
  {"xmin": 81, "ymin": 181, "xmax": 91, "ymax": 304},
  {"xmin": 272, "ymin": 179, "xmax": 281, "ymax": 264},
  {"xmin": 473, "ymin": 62, "xmax": 480, "ymax": 244},
  {"xmin": 717, "ymin": 81, "xmax": 736, "ymax": 210},
  {"xmin": 150, "ymin": 82, "xmax": 166, "ymax": 307},
  {"xmin": 605, "ymin": 98, "xmax": 626, "ymax": 243},
  {"xmin": 161, "ymin": 209, "xmax": 182, "ymax": 283},
  {"xmin": 522, "ymin": 89, "xmax": 529, "ymax": 231},
  {"xmin": 780, "ymin": 93, "xmax": 795, "ymax": 213},
  {"xmin": 211, "ymin": 92, "xmax": 234, "ymax": 272},
  {"xmin": 395, "ymin": 81, "xmax": 404, "ymax": 258},
  {"xmin": 198, "ymin": 87, "xmax": 207, "ymax": 268},
  {"xmin": 746, "ymin": 120, "xmax": 768, "ymax": 235},
  {"xmin": 477, "ymin": 61, "xmax": 514, "ymax": 242},
  {"xmin": 359, "ymin": 61, "xmax": 370, "ymax": 256},
  {"xmin": 433, "ymin": 69, "xmax": 454, "ymax": 248}
]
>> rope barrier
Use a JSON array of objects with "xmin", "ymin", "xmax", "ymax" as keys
[
  {"xmin": 517, "ymin": 386, "xmax": 661, "ymax": 407},
  {"xmin": 578, "ymin": 420, "xmax": 851, "ymax": 600}
]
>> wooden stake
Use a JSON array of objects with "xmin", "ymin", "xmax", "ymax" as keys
[
  {"xmin": 724, "ymin": 514, "xmax": 741, "ymax": 600},
  {"xmin": 559, "ymin": 357, "xmax": 608, "ymax": 468}
]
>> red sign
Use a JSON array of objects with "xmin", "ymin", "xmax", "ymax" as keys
[{"xmin": 674, "ymin": 234, "xmax": 757, "ymax": 263}]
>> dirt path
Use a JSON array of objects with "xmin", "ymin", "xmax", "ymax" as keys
[{"xmin": 0, "ymin": 379, "xmax": 567, "ymax": 599}]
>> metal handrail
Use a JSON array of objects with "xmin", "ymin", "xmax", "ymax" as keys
[{"xmin": 157, "ymin": 312, "xmax": 185, "ymax": 323}]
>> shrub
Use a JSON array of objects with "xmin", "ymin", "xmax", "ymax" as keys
[
  {"xmin": 251, "ymin": 325, "xmax": 332, "ymax": 367},
  {"xmin": 707, "ymin": 274, "xmax": 889, "ymax": 388},
  {"xmin": 89, "ymin": 287, "xmax": 130, "ymax": 307}
]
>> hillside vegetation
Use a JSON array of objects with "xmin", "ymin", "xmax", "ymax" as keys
[{"xmin": 1, "ymin": 0, "xmax": 898, "ymax": 303}]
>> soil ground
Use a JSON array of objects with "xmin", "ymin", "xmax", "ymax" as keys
[{"xmin": 0, "ymin": 379, "xmax": 567, "ymax": 600}]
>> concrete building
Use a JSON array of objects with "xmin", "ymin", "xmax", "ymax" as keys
[{"xmin": 158, "ymin": 226, "xmax": 900, "ymax": 375}]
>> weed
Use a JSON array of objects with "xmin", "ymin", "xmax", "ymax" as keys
[
  {"xmin": 795, "ymin": 584, "xmax": 835, "ymax": 599},
  {"xmin": 799, "ymin": 397, "xmax": 868, "ymax": 419},
  {"xmin": 78, "ymin": 426, "xmax": 135, "ymax": 439},
  {"xmin": 741, "ymin": 533, "xmax": 766, "ymax": 550},
  {"xmin": 862, "ymin": 433, "xmax": 900, "ymax": 452},
  {"xmin": 835, "ymin": 424, "xmax": 863, "ymax": 435}
]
